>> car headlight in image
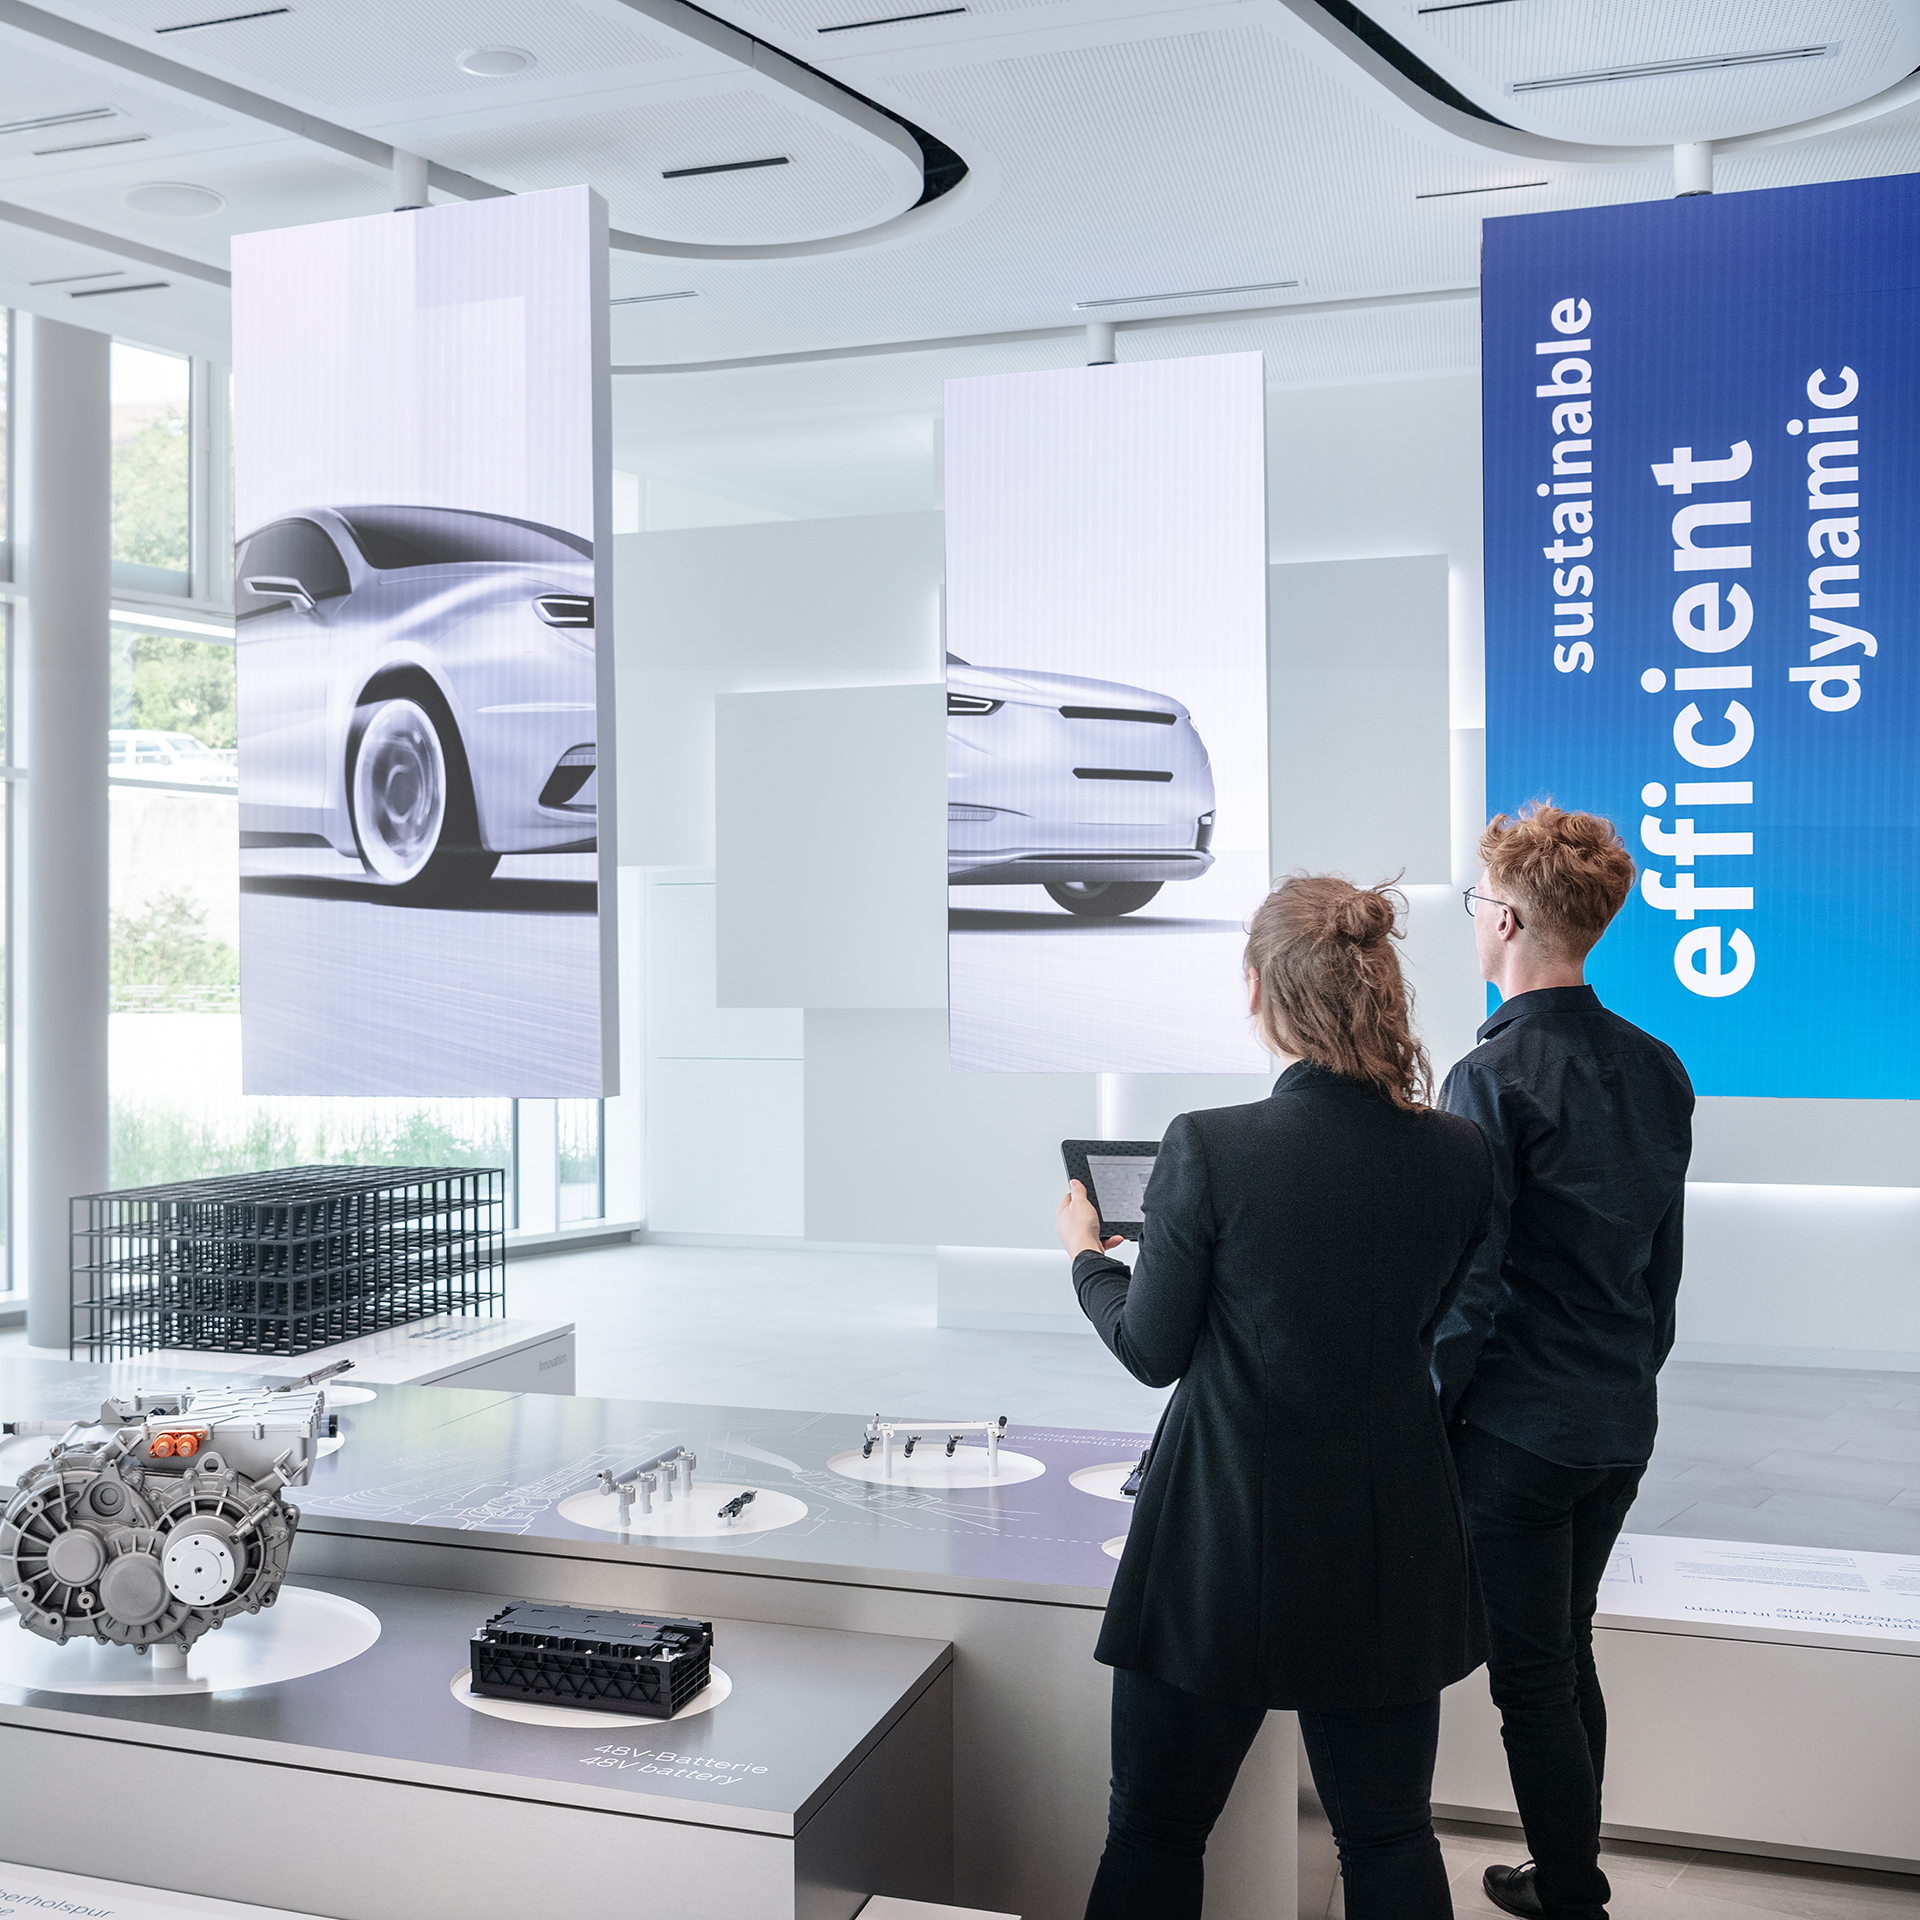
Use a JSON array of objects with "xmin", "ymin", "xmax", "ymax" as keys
[
  {"xmin": 533, "ymin": 594, "xmax": 594, "ymax": 629},
  {"xmin": 947, "ymin": 692, "xmax": 1003, "ymax": 715}
]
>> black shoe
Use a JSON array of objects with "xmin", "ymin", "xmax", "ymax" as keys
[{"xmin": 1483, "ymin": 1862, "xmax": 1544, "ymax": 1917}]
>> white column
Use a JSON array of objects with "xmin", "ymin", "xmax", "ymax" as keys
[
  {"xmin": 1085, "ymin": 320, "xmax": 1116, "ymax": 366},
  {"xmin": 517, "ymin": 1099, "xmax": 559, "ymax": 1234},
  {"xmin": 20, "ymin": 317, "xmax": 111, "ymax": 1346},
  {"xmin": 1674, "ymin": 142, "xmax": 1714, "ymax": 197}
]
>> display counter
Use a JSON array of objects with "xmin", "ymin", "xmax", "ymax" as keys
[{"xmin": 0, "ymin": 1572, "xmax": 952, "ymax": 1920}]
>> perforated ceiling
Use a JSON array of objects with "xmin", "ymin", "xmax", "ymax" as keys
[
  {"xmin": 1366, "ymin": 0, "xmax": 1916, "ymax": 145},
  {"xmin": 63, "ymin": 0, "xmax": 682, "ymax": 109},
  {"xmin": 426, "ymin": 89, "xmax": 909, "ymax": 244}
]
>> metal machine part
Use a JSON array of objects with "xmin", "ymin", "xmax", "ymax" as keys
[
  {"xmin": 471, "ymin": 1603, "xmax": 712, "ymax": 1718},
  {"xmin": 0, "ymin": 1385, "xmax": 322, "ymax": 1658},
  {"xmin": 861, "ymin": 1416, "xmax": 1008, "ymax": 1475},
  {"xmin": 593, "ymin": 1447, "xmax": 697, "ymax": 1528},
  {"xmin": 271, "ymin": 1359, "xmax": 356, "ymax": 1392},
  {"xmin": 716, "ymin": 1490, "xmax": 757, "ymax": 1526},
  {"xmin": 1121, "ymin": 1449, "xmax": 1149, "ymax": 1498}
]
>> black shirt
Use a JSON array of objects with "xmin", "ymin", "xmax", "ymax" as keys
[
  {"xmin": 1434, "ymin": 984, "xmax": 1695, "ymax": 1470},
  {"xmin": 1072, "ymin": 1063, "xmax": 1495, "ymax": 1709}
]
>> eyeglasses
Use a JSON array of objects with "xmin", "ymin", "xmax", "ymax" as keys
[{"xmin": 1462, "ymin": 888, "xmax": 1523, "ymax": 929}]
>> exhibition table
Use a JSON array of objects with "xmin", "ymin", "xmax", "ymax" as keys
[
  {"xmin": 0, "ymin": 1571, "xmax": 953, "ymax": 1920},
  {"xmin": 8, "ymin": 1358, "xmax": 1910, "ymax": 1908}
]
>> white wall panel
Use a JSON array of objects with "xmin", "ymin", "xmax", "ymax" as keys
[
  {"xmin": 613, "ymin": 512, "xmax": 944, "ymax": 867},
  {"xmin": 1270, "ymin": 554, "xmax": 1451, "ymax": 886},
  {"xmin": 804, "ymin": 1010, "xmax": 1096, "ymax": 1249},
  {"xmin": 716, "ymin": 686, "xmax": 946, "ymax": 1010},
  {"xmin": 643, "ymin": 871, "xmax": 804, "ymax": 1236}
]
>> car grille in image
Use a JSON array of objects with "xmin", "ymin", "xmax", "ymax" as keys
[
  {"xmin": 533, "ymin": 594, "xmax": 595, "ymax": 628},
  {"xmin": 1072, "ymin": 768, "xmax": 1174, "ymax": 781},
  {"xmin": 1058, "ymin": 705, "xmax": 1176, "ymax": 724},
  {"xmin": 539, "ymin": 745, "xmax": 595, "ymax": 808}
]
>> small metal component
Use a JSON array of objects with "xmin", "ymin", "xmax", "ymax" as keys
[
  {"xmin": 717, "ymin": 1490, "xmax": 757, "ymax": 1525},
  {"xmin": 271, "ymin": 1359, "xmax": 355, "ymax": 1392},
  {"xmin": 861, "ymin": 1415, "xmax": 1011, "ymax": 1475},
  {"xmin": 594, "ymin": 1447, "xmax": 696, "ymax": 1524}
]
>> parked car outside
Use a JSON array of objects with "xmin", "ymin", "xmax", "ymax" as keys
[
  {"xmin": 109, "ymin": 729, "xmax": 239, "ymax": 788},
  {"xmin": 234, "ymin": 505, "xmax": 596, "ymax": 897},
  {"xmin": 946, "ymin": 653, "xmax": 1216, "ymax": 917}
]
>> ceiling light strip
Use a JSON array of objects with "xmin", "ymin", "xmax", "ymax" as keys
[
  {"xmin": 156, "ymin": 7, "xmax": 290, "ymax": 31},
  {"xmin": 615, "ymin": 285, "xmax": 1478, "ymax": 376},
  {"xmin": 1513, "ymin": 45, "xmax": 1835, "ymax": 94},
  {"xmin": 35, "ymin": 134, "xmax": 151, "ymax": 155},
  {"xmin": 612, "ymin": 290, "xmax": 699, "ymax": 304},
  {"xmin": 29, "ymin": 269, "xmax": 122, "ymax": 284},
  {"xmin": 1075, "ymin": 279, "xmax": 1299, "ymax": 311},
  {"xmin": 1415, "ymin": 180, "xmax": 1547, "ymax": 199},
  {"xmin": 662, "ymin": 156, "xmax": 789, "ymax": 179},
  {"xmin": 0, "ymin": 106, "xmax": 116, "ymax": 137},
  {"xmin": 818, "ymin": 6, "xmax": 965, "ymax": 31},
  {"xmin": 71, "ymin": 280, "xmax": 168, "ymax": 296}
]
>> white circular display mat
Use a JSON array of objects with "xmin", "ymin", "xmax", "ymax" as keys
[
  {"xmin": 1069, "ymin": 1462, "xmax": 1143, "ymax": 1503},
  {"xmin": 1102, "ymin": 1535, "xmax": 1127, "ymax": 1561},
  {"xmin": 316, "ymin": 1434, "xmax": 345, "ymax": 1457},
  {"xmin": 320, "ymin": 1384, "xmax": 377, "ymax": 1407},
  {"xmin": 827, "ymin": 1447, "xmax": 1044, "ymax": 1490},
  {"xmin": 555, "ymin": 1482, "xmax": 807, "ymax": 1539},
  {"xmin": 451, "ymin": 1664, "xmax": 731, "ymax": 1727},
  {"xmin": 0, "ymin": 1586, "xmax": 379, "ymax": 1696}
]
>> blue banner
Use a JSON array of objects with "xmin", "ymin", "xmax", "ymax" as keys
[{"xmin": 1482, "ymin": 178, "xmax": 1920, "ymax": 1098}]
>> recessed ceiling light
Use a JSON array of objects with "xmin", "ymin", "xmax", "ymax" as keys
[
  {"xmin": 30, "ymin": 270, "xmax": 124, "ymax": 285},
  {"xmin": 71, "ymin": 281, "xmax": 169, "ymax": 297},
  {"xmin": 1512, "ymin": 44, "xmax": 1835, "ymax": 94},
  {"xmin": 457, "ymin": 46, "xmax": 534, "ymax": 77},
  {"xmin": 1073, "ymin": 279, "xmax": 1299, "ymax": 311},
  {"xmin": 662, "ymin": 156, "xmax": 790, "ymax": 179},
  {"xmin": 122, "ymin": 181, "xmax": 226, "ymax": 217},
  {"xmin": 0, "ymin": 107, "xmax": 118, "ymax": 138},
  {"xmin": 612, "ymin": 290, "xmax": 699, "ymax": 304},
  {"xmin": 36, "ymin": 134, "xmax": 151, "ymax": 156}
]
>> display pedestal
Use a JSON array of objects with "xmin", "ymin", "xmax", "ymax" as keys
[
  {"xmin": 153, "ymin": 1313, "xmax": 575, "ymax": 1394},
  {"xmin": 0, "ymin": 1576, "xmax": 953, "ymax": 1920}
]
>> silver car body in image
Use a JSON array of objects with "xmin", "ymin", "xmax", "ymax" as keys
[
  {"xmin": 236, "ymin": 505, "xmax": 596, "ymax": 892},
  {"xmin": 947, "ymin": 654, "xmax": 1215, "ymax": 916}
]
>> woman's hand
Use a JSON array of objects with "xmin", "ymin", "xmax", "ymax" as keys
[{"xmin": 1057, "ymin": 1180, "xmax": 1124, "ymax": 1258}]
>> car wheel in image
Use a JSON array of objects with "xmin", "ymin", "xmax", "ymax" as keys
[
  {"xmin": 348, "ymin": 696, "xmax": 499, "ymax": 898},
  {"xmin": 1044, "ymin": 881, "xmax": 1164, "ymax": 917}
]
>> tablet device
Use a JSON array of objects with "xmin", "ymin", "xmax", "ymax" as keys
[{"xmin": 1061, "ymin": 1139, "xmax": 1160, "ymax": 1243}]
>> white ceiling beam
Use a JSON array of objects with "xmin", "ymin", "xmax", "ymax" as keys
[{"xmin": 0, "ymin": 195, "xmax": 231, "ymax": 286}]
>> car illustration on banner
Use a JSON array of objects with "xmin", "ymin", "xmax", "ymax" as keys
[
  {"xmin": 235, "ymin": 505, "xmax": 596, "ymax": 898},
  {"xmin": 946, "ymin": 654, "xmax": 1216, "ymax": 916}
]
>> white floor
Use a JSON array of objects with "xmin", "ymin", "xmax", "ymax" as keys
[{"xmin": 506, "ymin": 1238, "xmax": 1174, "ymax": 1431}]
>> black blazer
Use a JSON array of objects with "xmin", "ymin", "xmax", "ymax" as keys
[{"xmin": 1073, "ymin": 1061, "xmax": 1496, "ymax": 1710}]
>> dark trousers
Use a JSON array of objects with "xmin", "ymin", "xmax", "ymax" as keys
[
  {"xmin": 1453, "ymin": 1422, "xmax": 1647, "ymax": 1920},
  {"xmin": 1085, "ymin": 1664, "xmax": 1452, "ymax": 1920}
]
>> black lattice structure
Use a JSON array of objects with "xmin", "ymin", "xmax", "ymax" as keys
[
  {"xmin": 470, "ymin": 1604, "xmax": 713, "ymax": 1718},
  {"xmin": 70, "ymin": 1165, "xmax": 506, "ymax": 1362}
]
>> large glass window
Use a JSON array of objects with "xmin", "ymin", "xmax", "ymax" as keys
[
  {"xmin": 107, "ymin": 622, "xmax": 509, "ymax": 1188},
  {"xmin": 558, "ymin": 1100, "xmax": 603, "ymax": 1224},
  {"xmin": 110, "ymin": 342, "xmax": 191, "ymax": 597}
]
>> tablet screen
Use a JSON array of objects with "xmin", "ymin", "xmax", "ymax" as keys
[{"xmin": 1085, "ymin": 1154, "xmax": 1155, "ymax": 1226}]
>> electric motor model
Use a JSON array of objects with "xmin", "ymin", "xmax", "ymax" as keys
[{"xmin": 0, "ymin": 1385, "xmax": 324, "ymax": 1659}]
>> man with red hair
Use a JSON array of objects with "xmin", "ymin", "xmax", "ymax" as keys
[{"xmin": 1440, "ymin": 802, "xmax": 1694, "ymax": 1920}]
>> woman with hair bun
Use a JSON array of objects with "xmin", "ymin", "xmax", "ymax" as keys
[{"xmin": 1058, "ymin": 874, "xmax": 1496, "ymax": 1920}]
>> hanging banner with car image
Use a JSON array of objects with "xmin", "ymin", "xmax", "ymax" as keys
[
  {"xmin": 232, "ymin": 186, "xmax": 616, "ymax": 1095},
  {"xmin": 944, "ymin": 353, "xmax": 1269, "ymax": 1073},
  {"xmin": 1482, "ymin": 179, "xmax": 1920, "ymax": 1098}
]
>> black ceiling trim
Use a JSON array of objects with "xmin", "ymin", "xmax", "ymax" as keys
[
  {"xmin": 1302, "ymin": 0, "xmax": 1515, "ymax": 126},
  {"xmin": 670, "ymin": 0, "xmax": 967, "ymax": 205}
]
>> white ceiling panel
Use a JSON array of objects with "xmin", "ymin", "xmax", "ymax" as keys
[
  {"xmin": 1364, "ymin": 0, "xmax": 1917, "ymax": 145},
  {"xmin": 0, "ymin": 37, "xmax": 227, "ymax": 167},
  {"xmin": 64, "ymin": 0, "xmax": 682, "ymax": 111},
  {"xmin": 425, "ymin": 89, "xmax": 909, "ymax": 243}
]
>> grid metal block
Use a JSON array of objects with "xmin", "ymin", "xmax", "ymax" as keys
[{"xmin": 70, "ymin": 1165, "xmax": 506, "ymax": 1362}]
